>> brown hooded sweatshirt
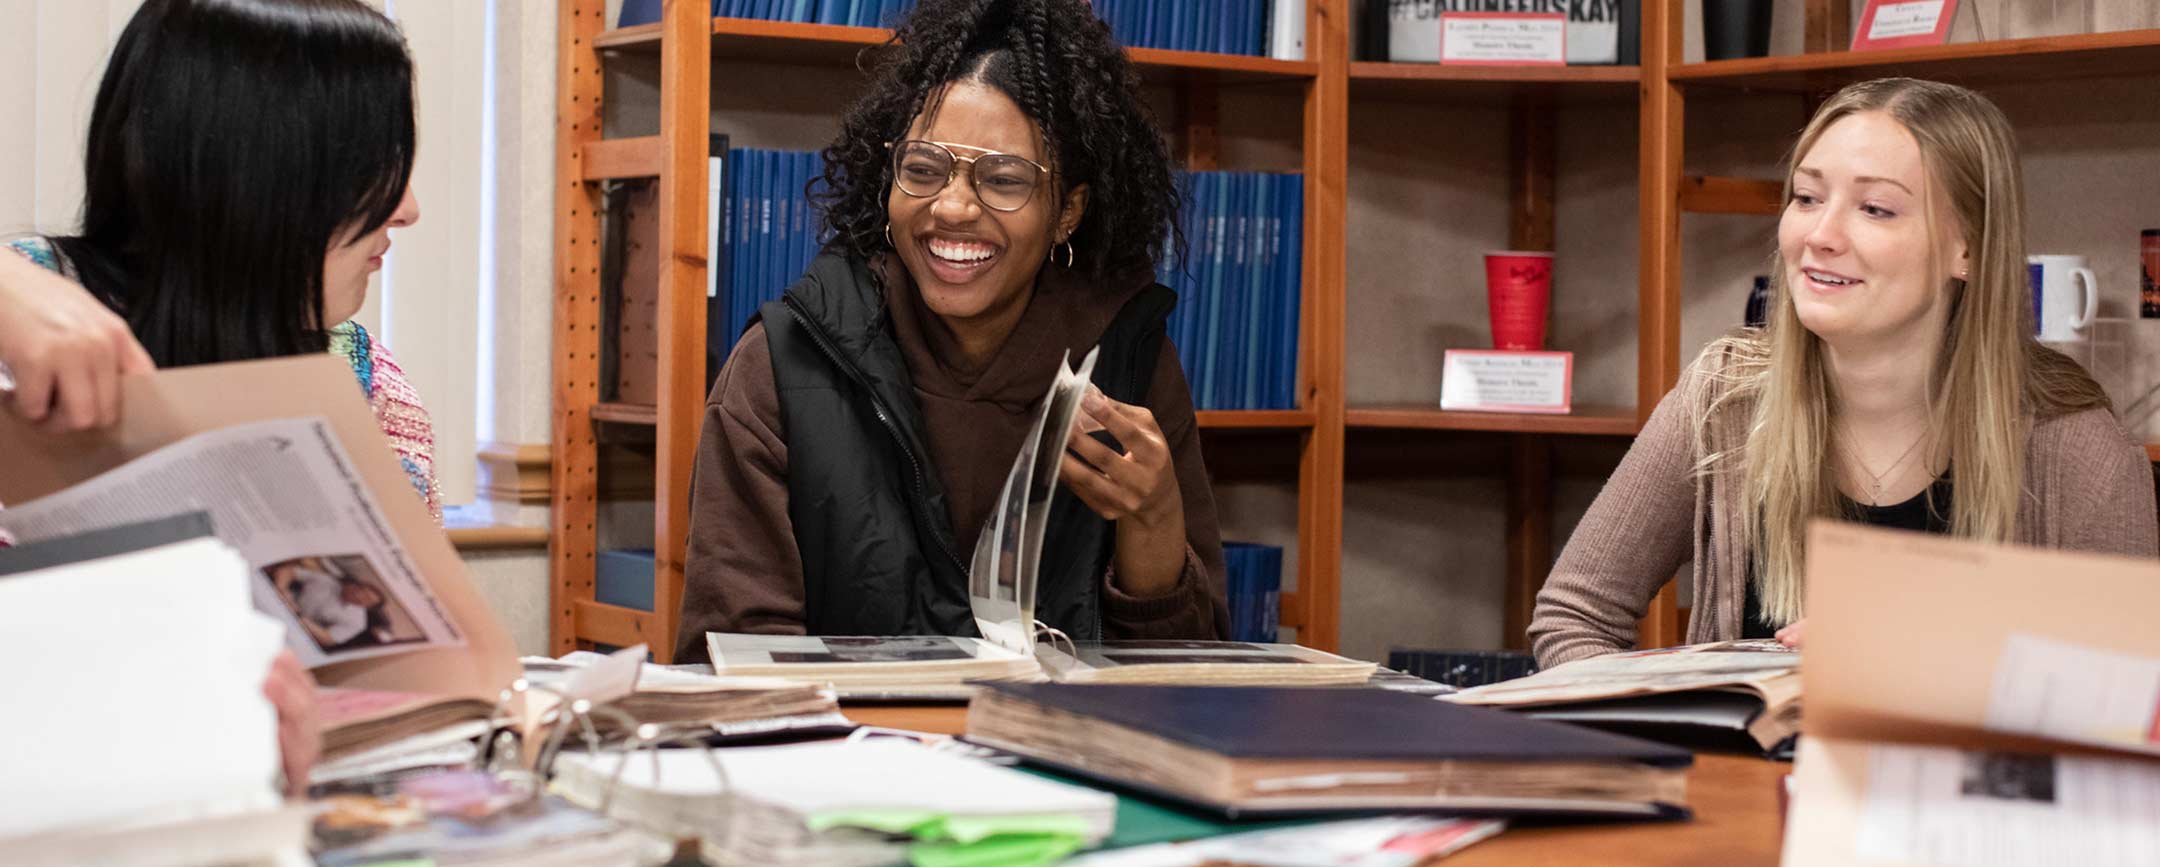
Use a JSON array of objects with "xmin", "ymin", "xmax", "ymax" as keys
[{"xmin": 675, "ymin": 255, "xmax": 1228, "ymax": 662}]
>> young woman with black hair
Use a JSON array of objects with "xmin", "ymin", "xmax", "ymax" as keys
[
  {"xmin": 678, "ymin": 0, "xmax": 1229, "ymax": 659},
  {"xmin": 0, "ymin": 0, "xmax": 437, "ymax": 793},
  {"xmin": 1, "ymin": 0, "xmax": 436, "ymax": 519}
]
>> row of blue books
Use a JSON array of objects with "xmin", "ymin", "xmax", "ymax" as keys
[
  {"xmin": 717, "ymin": 146, "xmax": 826, "ymax": 357},
  {"xmin": 1096, "ymin": 0, "xmax": 1298, "ymax": 58},
  {"xmin": 711, "ymin": 153, "xmax": 1304, "ymax": 412},
  {"xmin": 1225, "ymin": 541, "xmax": 1283, "ymax": 643},
  {"xmin": 1159, "ymin": 170, "xmax": 1305, "ymax": 411},
  {"xmin": 619, "ymin": 0, "xmax": 915, "ymax": 28}
]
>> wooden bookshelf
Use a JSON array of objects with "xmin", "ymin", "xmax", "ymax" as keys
[
  {"xmin": 1345, "ymin": 405, "xmax": 1641, "ymax": 437},
  {"xmin": 1669, "ymin": 29, "xmax": 2160, "ymax": 91},
  {"xmin": 555, "ymin": 1, "xmax": 2160, "ymax": 662},
  {"xmin": 2146, "ymin": 444, "xmax": 2160, "ymax": 464},
  {"xmin": 555, "ymin": 1, "xmax": 1349, "ymax": 658}
]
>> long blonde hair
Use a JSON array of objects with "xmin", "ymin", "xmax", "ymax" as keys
[{"xmin": 1702, "ymin": 78, "xmax": 2110, "ymax": 626}]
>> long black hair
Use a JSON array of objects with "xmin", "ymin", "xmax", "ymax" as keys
[
  {"xmin": 53, "ymin": 0, "xmax": 416, "ymax": 368},
  {"xmin": 814, "ymin": 0, "xmax": 1182, "ymax": 282}
]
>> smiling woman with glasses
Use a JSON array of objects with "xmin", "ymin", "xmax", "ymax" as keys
[{"xmin": 676, "ymin": 0, "xmax": 1228, "ymax": 659}]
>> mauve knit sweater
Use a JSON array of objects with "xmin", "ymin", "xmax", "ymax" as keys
[{"xmin": 1530, "ymin": 345, "xmax": 2159, "ymax": 668}]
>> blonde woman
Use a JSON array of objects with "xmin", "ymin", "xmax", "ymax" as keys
[{"xmin": 1530, "ymin": 78, "xmax": 2157, "ymax": 668}]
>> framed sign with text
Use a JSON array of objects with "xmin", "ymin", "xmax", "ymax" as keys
[
  {"xmin": 1439, "ymin": 12, "xmax": 1567, "ymax": 66},
  {"xmin": 1439, "ymin": 350, "xmax": 1574, "ymax": 414},
  {"xmin": 1852, "ymin": 0, "xmax": 1960, "ymax": 50}
]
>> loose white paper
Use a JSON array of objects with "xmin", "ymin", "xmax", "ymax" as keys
[
  {"xmin": 0, "ymin": 538, "xmax": 285, "ymax": 838},
  {"xmin": 1855, "ymin": 743, "xmax": 2160, "ymax": 867}
]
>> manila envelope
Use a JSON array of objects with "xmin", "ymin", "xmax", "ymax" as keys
[{"xmin": 0, "ymin": 354, "xmax": 520, "ymax": 702}]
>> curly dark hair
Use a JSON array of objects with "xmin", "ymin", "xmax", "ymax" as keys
[{"xmin": 813, "ymin": 0, "xmax": 1182, "ymax": 282}]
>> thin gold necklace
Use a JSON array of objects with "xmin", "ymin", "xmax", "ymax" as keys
[{"xmin": 1839, "ymin": 425, "xmax": 1929, "ymax": 506}]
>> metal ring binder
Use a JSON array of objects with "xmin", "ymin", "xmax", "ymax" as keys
[
  {"xmin": 475, "ymin": 673, "xmax": 740, "ymax": 847},
  {"xmin": 1032, "ymin": 620, "xmax": 1078, "ymax": 661}
]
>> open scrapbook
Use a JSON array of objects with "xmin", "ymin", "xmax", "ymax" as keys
[{"xmin": 708, "ymin": 348, "xmax": 1372, "ymax": 697}]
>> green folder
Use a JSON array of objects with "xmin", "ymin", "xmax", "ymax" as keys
[{"xmin": 1015, "ymin": 766, "xmax": 1318, "ymax": 851}]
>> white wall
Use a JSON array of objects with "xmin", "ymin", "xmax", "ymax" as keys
[
  {"xmin": 377, "ymin": 0, "xmax": 486, "ymax": 505},
  {"xmin": 0, "ymin": 0, "xmax": 540, "ymax": 507},
  {"xmin": 2, "ymin": 0, "xmax": 558, "ymax": 654}
]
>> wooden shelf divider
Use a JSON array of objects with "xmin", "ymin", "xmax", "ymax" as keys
[
  {"xmin": 1351, "ymin": 62, "xmax": 1641, "ymax": 84},
  {"xmin": 589, "ymin": 401, "xmax": 659, "ymax": 426},
  {"xmin": 580, "ymin": 136, "xmax": 663, "ymax": 181},
  {"xmin": 1346, "ymin": 405, "xmax": 1641, "ymax": 436},
  {"xmin": 1196, "ymin": 409, "xmax": 1318, "ymax": 430},
  {"xmin": 1679, "ymin": 175, "xmax": 1783, "ymax": 216},
  {"xmin": 1670, "ymin": 29, "xmax": 2160, "ymax": 91},
  {"xmin": 1348, "ymin": 62, "xmax": 1639, "ymax": 103}
]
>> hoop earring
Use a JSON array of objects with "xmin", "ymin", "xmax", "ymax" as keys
[
  {"xmin": 1052, "ymin": 240, "xmax": 1075, "ymax": 269},
  {"xmin": 884, "ymin": 223, "xmax": 896, "ymax": 250}
]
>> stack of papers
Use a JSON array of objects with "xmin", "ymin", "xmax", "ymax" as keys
[
  {"xmin": 553, "ymin": 740, "xmax": 1116, "ymax": 866},
  {"xmin": 0, "ymin": 527, "xmax": 305, "ymax": 867},
  {"xmin": 521, "ymin": 650, "xmax": 843, "ymax": 734},
  {"xmin": 312, "ymin": 688, "xmax": 496, "ymax": 786},
  {"xmin": 1448, "ymin": 639, "xmax": 1801, "ymax": 756}
]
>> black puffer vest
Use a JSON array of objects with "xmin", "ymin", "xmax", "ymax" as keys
[{"xmin": 759, "ymin": 252, "xmax": 1172, "ymax": 638}]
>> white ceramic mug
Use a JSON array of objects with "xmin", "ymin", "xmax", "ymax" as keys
[{"xmin": 2028, "ymin": 254, "xmax": 2099, "ymax": 343}]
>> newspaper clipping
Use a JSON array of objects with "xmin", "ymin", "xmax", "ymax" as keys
[{"xmin": 0, "ymin": 417, "xmax": 463, "ymax": 666}]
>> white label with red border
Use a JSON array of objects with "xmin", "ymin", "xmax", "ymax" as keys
[
  {"xmin": 1439, "ymin": 350, "xmax": 1573, "ymax": 414},
  {"xmin": 1852, "ymin": 0, "xmax": 1958, "ymax": 50},
  {"xmin": 1866, "ymin": 1, "xmax": 1950, "ymax": 39},
  {"xmin": 1440, "ymin": 12, "xmax": 1567, "ymax": 67}
]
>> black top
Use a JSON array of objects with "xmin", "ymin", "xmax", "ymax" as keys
[{"xmin": 1740, "ymin": 477, "xmax": 1953, "ymax": 639}]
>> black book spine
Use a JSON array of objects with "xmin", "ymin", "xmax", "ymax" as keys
[{"xmin": 1359, "ymin": 0, "xmax": 1392, "ymax": 62}]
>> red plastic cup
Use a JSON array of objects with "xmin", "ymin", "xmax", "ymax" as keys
[{"xmin": 1484, "ymin": 251, "xmax": 1554, "ymax": 351}]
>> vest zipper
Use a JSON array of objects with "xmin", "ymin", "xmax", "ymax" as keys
[{"xmin": 782, "ymin": 295, "xmax": 971, "ymax": 579}]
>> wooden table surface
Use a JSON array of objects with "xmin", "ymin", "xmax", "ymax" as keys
[{"xmin": 847, "ymin": 705, "xmax": 1789, "ymax": 867}]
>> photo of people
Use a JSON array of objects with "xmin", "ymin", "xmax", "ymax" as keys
[
  {"xmin": 264, "ymin": 554, "xmax": 426, "ymax": 655},
  {"xmin": 1960, "ymin": 753, "xmax": 2059, "ymax": 804}
]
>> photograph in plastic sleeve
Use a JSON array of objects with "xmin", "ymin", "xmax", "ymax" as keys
[
  {"xmin": 1098, "ymin": 652, "xmax": 1309, "ymax": 667},
  {"xmin": 769, "ymin": 636, "xmax": 980, "ymax": 664}
]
